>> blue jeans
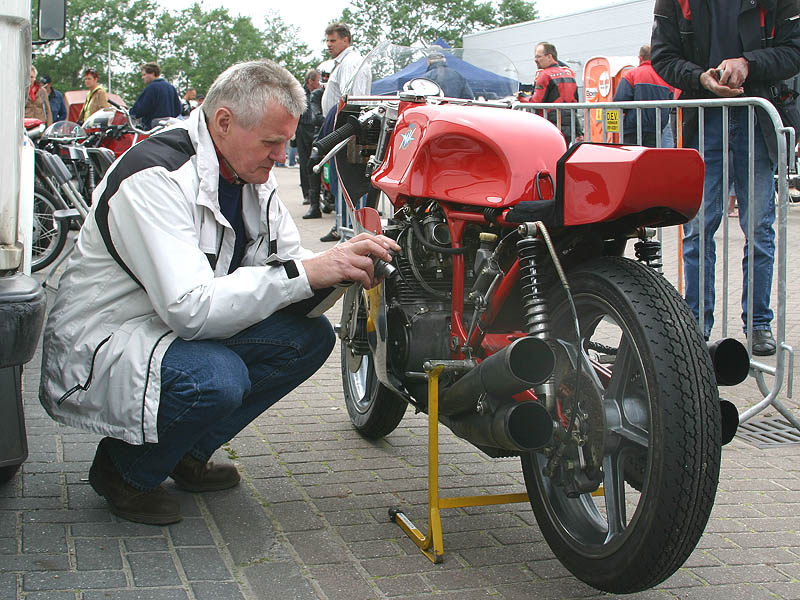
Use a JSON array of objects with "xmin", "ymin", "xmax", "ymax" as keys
[
  {"xmin": 103, "ymin": 311, "xmax": 335, "ymax": 489},
  {"xmin": 683, "ymin": 107, "xmax": 776, "ymax": 337}
]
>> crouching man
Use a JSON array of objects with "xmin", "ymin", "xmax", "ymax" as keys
[{"xmin": 39, "ymin": 60, "xmax": 399, "ymax": 525}]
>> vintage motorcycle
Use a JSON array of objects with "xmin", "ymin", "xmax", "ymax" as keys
[{"xmin": 313, "ymin": 43, "xmax": 747, "ymax": 594}]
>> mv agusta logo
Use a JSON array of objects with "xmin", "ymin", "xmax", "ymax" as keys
[{"xmin": 399, "ymin": 123, "xmax": 417, "ymax": 149}]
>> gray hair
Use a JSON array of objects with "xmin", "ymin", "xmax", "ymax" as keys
[{"xmin": 202, "ymin": 60, "xmax": 306, "ymax": 127}]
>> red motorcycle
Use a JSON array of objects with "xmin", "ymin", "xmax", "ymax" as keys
[{"xmin": 314, "ymin": 43, "xmax": 746, "ymax": 594}]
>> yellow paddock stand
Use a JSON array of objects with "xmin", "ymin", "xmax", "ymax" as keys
[{"xmin": 389, "ymin": 362, "xmax": 604, "ymax": 564}]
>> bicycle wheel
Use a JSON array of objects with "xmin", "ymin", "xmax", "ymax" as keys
[{"xmin": 31, "ymin": 187, "xmax": 68, "ymax": 272}]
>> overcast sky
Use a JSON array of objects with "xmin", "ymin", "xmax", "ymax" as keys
[{"xmin": 162, "ymin": 0, "xmax": 623, "ymax": 54}]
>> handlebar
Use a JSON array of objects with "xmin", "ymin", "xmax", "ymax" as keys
[
  {"xmin": 310, "ymin": 107, "xmax": 384, "ymax": 173},
  {"xmin": 106, "ymin": 100, "xmax": 166, "ymax": 136}
]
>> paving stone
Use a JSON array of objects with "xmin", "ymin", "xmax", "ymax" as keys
[
  {"xmin": 375, "ymin": 575, "xmax": 431, "ymax": 598},
  {"xmin": 167, "ymin": 518, "xmax": 214, "ymax": 547},
  {"xmin": 0, "ymin": 512, "xmax": 16, "ymax": 537},
  {"xmin": 241, "ymin": 561, "xmax": 316, "ymax": 600},
  {"xmin": 123, "ymin": 537, "xmax": 169, "ymax": 553},
  {"xmin": 82, "ymin": 591, "xmax": 190, "ymax": 600},
  {"xmin": 23, "ymin": 570, "xmax": 127, "ymax": 591},
  {"xmin": 269, "ymin": 500, "xmax": 325, "ymax": 532},
  {"xmin": 175, "ymin": 546, "xmax": 233, "ymax": 581},
  {"xmin": 191, "ymin": 581, "xmax": 247, "ymax": 600},
  {"xmin": 690, "ymin": 564, "xmax": 790, "ymax": 585},
  {"xmin": 22, "ymin": 522, "xmax": 67, "ymax": 554},
  {"xmin": 0, "ymin": 573, "xmax": 16, "ymax": 599},
  {"xmin": 74, "ymin": 537, "xmax": 123, "ymax": 570},
  {"xmin": 24, "ymin": 509, "xmax": 111, "ymax": 523},
  {"xmin": 18, "ymin": 592, "xmax": 79, "ymax": 600},
  {"xmin": 22, "ymin": 472, "xmax": 62, "ymax": 497},
  {"xmin": 286, "ymin": 530, "xmax": 349, "ymax": 565},
  {"xmin": 203, "ymin": 489, "xmax": 278, "ymax": 565},
  {"xmin": 310, "ymin": 564, "xmax": 380, "ymax": 600},
  {"xmin": 0, "ymin": 553, "xmax": 70, "ymax": 571},
  {"xmin": 127, "ymin": 552, "xmax": 182, "ymax": 587},
  {"xmin": 251, "ymin": 476, "xmax": 306, "ymax": 503},
  {"xmin": 71, "ymin": 521, "xmax": 167, "ymax": 538},
  {"xmin": 0, "ymin": 537, "xmax": 16, "ymax": 554}
]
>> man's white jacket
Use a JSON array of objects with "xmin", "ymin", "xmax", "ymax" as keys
[{"xmin": 39, "ymin": 109, "xmax": 317, "ymax": 445}]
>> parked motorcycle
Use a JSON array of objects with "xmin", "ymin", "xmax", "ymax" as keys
[{"xmin": 314, "ymin": 43, "xmax": 746, "ymax": 594}]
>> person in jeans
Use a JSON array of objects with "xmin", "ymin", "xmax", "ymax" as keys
[
  {"xmin": 651, "ymin": 0, "xmax": 800, "ymax": 355},
  {"xmin": 38, "ymin": 59, "xmax": 400, "ymax": 525}
]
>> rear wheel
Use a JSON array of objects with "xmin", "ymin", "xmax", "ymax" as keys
[
  {"xmin": 522, "ymin": 257, "xmax": 720, "ymax": 593},
  {"xmin": 340, "ymin": 287, "xmax": 407, "ymax": 438},
  {"xmin": 31, "ymin": 187, "xmax": 68, "ymax": 272}
]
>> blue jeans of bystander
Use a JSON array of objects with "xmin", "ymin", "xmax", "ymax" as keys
[
  {"xmin": 102, "ymin": 311, "xmax": 335, "ymax": 490},
  {"xmin": 683, "ymin": 106, "xmax": 776, "ymax": 337}
]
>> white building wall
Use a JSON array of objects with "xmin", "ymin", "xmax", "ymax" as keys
[{"xmin": 463, "ymin": 0, "xmax": 656, "ymax": 85}]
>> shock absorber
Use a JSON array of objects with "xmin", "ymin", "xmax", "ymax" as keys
[
  {"xmin": 517, "ymin": 231, "xmax": 551, "ymax": 339},
  {"xmin": 634, "ymin": 228, "xmax": 663, "ymax": 270},
  {"xmin": 516, "ymin": 223, "xmax": 556, "ymax": 410}
]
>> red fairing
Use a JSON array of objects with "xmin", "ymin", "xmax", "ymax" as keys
[
  {"xmin": 372, "ymin": 103, "xmax": 566, "ymax": 207},
  {"xmin": 561, "ymin": 144, "xmax": 705, "ymax": 225}
]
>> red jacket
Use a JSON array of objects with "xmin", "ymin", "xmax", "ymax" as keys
[{"xmin": 613, "ymin": 61, "xmax": 676, "ymax": 134}]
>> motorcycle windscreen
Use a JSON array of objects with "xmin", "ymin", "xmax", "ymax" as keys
[{"xmin": 559, "ymin": 144, "xmax": 704, "ymax": 226}]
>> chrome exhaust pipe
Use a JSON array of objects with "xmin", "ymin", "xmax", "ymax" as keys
[
  {"xmin": 708, "ymin": 338, "xmax": 750, "ymax": 386},
  {"xmin": 441, "ymin": 400, "xmax": 555, "ymax": 452},
  {"xmin": 439, "ymin": 337, "xmax": 555, "ymax": 417}
]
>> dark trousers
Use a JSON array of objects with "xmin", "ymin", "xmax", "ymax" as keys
[{"xmin": 296, "ymin": 124, "xmax": 315, "ymax": 199}]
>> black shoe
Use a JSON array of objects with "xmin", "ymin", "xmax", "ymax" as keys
[
  {"xmin": 302, "ymin": 199, "xmax": 310, "ymax": 205},
  {"xmin": 302, "ymin": 206, "xmax": 322, "ymax": 219},
  {"xmin": 170, "ymin": 454, "xmax": 240, "ymax": 492},
  {"xmin": 751, "ymin": 329, "xmax": 776, "ymax": 356},
  {"xmin": 89, "ymin": 443, "xmax": 182, "ymax": 525},
  {"xmin": 320, "ymin": 227, "xmax": 340, "ymax": 242}
]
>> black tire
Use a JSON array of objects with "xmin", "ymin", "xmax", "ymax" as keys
[
  {"xmin": 521, "ymin": 256, "xmax": 720, "ymax": 594},
  {"xmin": 31, "ymin": 187, "xmax": 68, "ymax": 272},
  {"xmin": 0, "ymin": 463, "xmax": 21, "ymax": 485},
  {"xmin": 340, "ymin": 288, "xmax": 407, "ymax": 438}
]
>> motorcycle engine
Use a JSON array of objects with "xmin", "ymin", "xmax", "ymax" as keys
[{"xmin": 382, "ymin": 209, "xmax": 480, "ymax": 387}]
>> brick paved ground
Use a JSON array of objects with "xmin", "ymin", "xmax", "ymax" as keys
[{"xmin": 2, "ymin": 166, "xmax": 799, "ymax": 599}]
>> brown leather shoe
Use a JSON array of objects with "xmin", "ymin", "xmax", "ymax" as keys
[
  {"xmin": 170, "ymin": 454, "xmax": 240, "ymax": 492},
  {"xmin": 89, "ymin": 444, "xmax": 182, "ymax": 525}
]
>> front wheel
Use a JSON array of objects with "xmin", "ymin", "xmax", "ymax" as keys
[
  {"xmin": 522, "ymin": 257, "xmax": 721, "ymax": 594},
  {"xmin": 340, "ymin": 288, "xmax": 407, "ymax": 439},
  {"xmin": 31, "ymin": 187, "xmax": 68, "ymax": 272}
]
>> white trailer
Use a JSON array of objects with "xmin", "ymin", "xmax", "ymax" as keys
[
  {"xmin": 0, "ymin": 0, "xmax": 65, "ymax": 482},
  {"xmin": 463, "ymin": 0, "xmax": 655, "ymax": 86}
]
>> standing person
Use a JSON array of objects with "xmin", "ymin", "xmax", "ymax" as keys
[
  {"xmin": 40, "ymin": 74, "xmax": 67, "ymax": 123},
  {"xmin": 77, "ymin": 68, "xmax": 110, "ymax": 124},
  {"xmin": 423, "ymin": 49, "xmax": 473, "ymax": 99},
  {"xmin": 129, "ymin": 62, "xmax": 182, "ymax": 130},
  {"xmin": 315, "ymin": 22, "xmax": 369, "ymax": 240},
  {"xmin": 38, "ymin": 59, "xmax": 400, "ymax": 526},
  {"xmin": 651, "ymin": 0, "xmax": 800, "ymax": 356},
  {"xmin": 612, "ymin": 44, "xmax": 675, "ymax": 147},
  {"xmin": 180, "ymin": 88, "xmax": 197, "ymax": 117},
  {"xmin": 526, "ymin": 42, "xmax": 582, "ymax": 143},
  {"xmin": 297, "ymin": 69, "xmax": 323, "ymax": 212},
  {"xmin": 25, "ymin": 66, "xmax": 52, "ymax": 126}
]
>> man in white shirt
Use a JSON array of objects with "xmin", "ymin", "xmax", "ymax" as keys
[
  {"xmin": 317, "ymin": 23, "xmax": 371, "ymax": 241},
  {"xmin": 321, "ymin": 23, "xmax": 364, "ymax": 115}
]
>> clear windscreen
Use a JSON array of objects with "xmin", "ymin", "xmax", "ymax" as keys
[{"xmin": 342, "ymin": 41, "xmax": 520, "ymax": 102}]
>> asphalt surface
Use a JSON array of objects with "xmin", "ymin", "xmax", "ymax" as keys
[{"xmin": 2, "ymin": 164, "xmax": 799, "ymax": 600}]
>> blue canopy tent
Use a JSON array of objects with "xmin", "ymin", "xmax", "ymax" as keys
[{"xmin": 370, "ymin": 42, "xmax": 518, "ymax": 99}]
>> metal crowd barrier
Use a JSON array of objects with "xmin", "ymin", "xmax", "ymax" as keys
[{"xmin": 516, "ymin": 97, "xmax": 797, "ymax": 431}]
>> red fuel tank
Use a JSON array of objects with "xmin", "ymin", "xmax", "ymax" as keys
[{"xmin": 372, "ymin": 102, "xmax": 566, "ymax": 208}]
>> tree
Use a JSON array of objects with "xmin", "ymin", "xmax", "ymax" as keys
[
  {"xmin": 32, "ymin": 0, "xmax": 160, "ymax": 100},
  {"xmin": 33, "ymin": 0, "xmax": 318, "ymax": 107},
  {"xmin": 339, "ymin": 0, "xmax": 537, "ymax": 50}
]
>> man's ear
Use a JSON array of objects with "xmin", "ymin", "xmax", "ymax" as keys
[{"xmin": 212, "ymin": 107, "xmax": 234, "ymax": 137}]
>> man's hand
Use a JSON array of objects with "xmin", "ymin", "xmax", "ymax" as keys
[
  {"xmin": 700, "ymin": 67, "xmax": 744, "ymax": 98},
  {"xmin": 302, "ymin": 232, "xmax": 401, "ymax": 290},
  {"xmin": 717, "ymin": 57, "xmax": 749, "ymax": 89}
]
